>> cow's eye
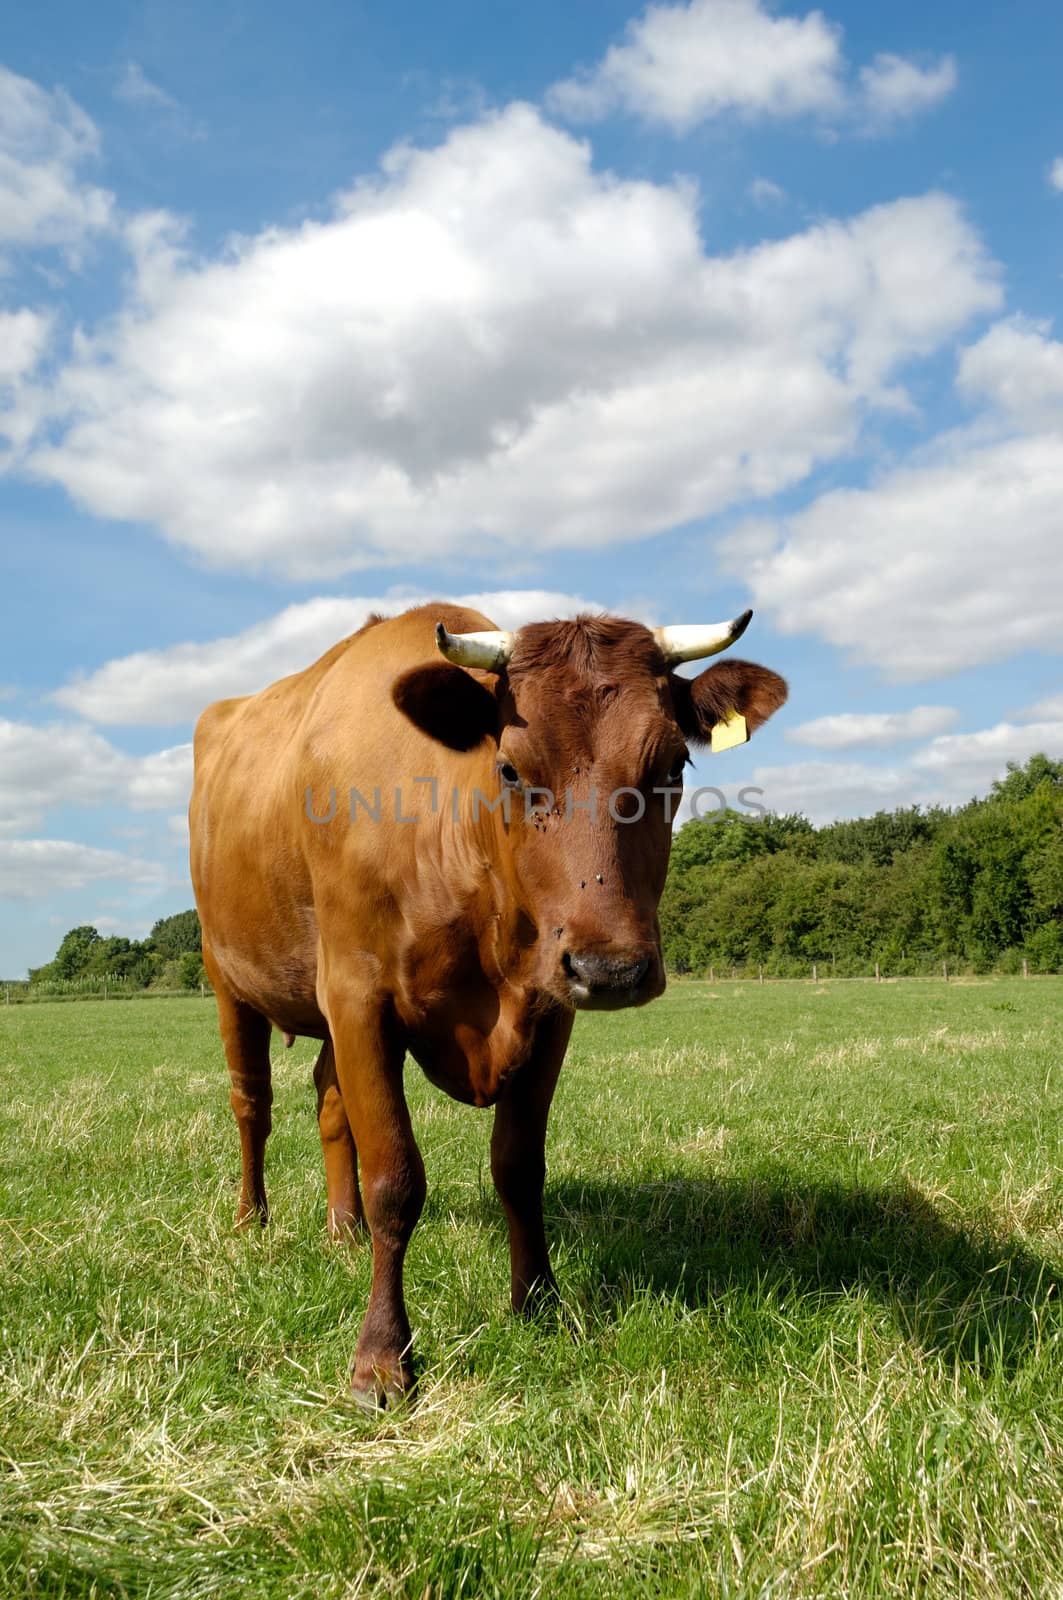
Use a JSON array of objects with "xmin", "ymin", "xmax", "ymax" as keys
[
  {"xmin": 664, "ymin": 752, "xmax": 689, "ymax": 787},
  {"xmin": 497, "ymin": 759, "xmax": 521, "ymax": 788}
]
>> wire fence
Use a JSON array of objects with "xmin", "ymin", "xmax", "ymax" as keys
[
  {"xmin": 681, "ymin": 958, "xmax": 1057, "ymax": 984},
  {"xmin": 2, "ymin": 977, "xmax": 213, "ymax": 1005}
]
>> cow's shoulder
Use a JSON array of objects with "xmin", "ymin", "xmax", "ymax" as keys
[{"xmin": 193, "ymin": 695, "xmax": 247, "ymax": 761}]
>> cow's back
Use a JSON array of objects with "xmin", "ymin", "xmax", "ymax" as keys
[{"xmin": 190, "ymin": 604, "xmax": 497, "ymax": 1033}]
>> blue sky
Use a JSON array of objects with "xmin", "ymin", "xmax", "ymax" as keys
[{"xmin": 1, "ymin": 0, "xmax": 1062, "ymax": 977}]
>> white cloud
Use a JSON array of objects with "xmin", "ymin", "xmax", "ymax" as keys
[
  {"xmin": 167, "ymin": 813, "xmax": 190, "ymax": 844},
  {"xmin": 126, "ymin": 743, "xmax": 193, "ymax": 811},
  {"xmin": 547, "ymin": 0, "xmax": 844, "ymax": 131},
  {"xmin": 0, "ymin": 840, "xmax": 163, "ymax": 899},
  {"xmin": 546, "ymin": 0, "xmax": 954, "ymax": 135},
  {"xmin": 911, "ymin": 720, "xmax": 1063, "ymax": 793},
  {"xmin": 19, "ymin": 105, "xmax": 999, "ymax": 578},
  {"xmin": 749, "ymin": 718, "xmax": 1063, "ymax": 824},
  {"xmin": 0, "ymin": 68, "xmax": 111, "ymax": 453},
  {"xmin": 0, "ymin": 64, "xmax": 112, "ymax": 257},
  {"xmin": 421, "ymin": 75, "xmax": 490, "ymax": 126},
  {"xmin": 52, "ymin": 589, "xmax": 600, "ymax": 725},
  {"xmin": 114, "ymin": 63, "xmax": 177, "ymax": 111},
  {"xmin": 787, "ymin": 706, "xmax": 959, "ymax": 749},
  {"xmin": 0, "ymin": 718, "xmax": 200, "ymax": 835},
  {"xmin": 731, "ymin": 318, "xmax": 1063, "ymax": 681},
  {"xmin": 745, "ymin": 758, "xmax": 913, "ymax": 823},
  {"xmin": 957, "ymin": 318, "xmax": 1063, "ymax": 429},
  {"xmin": 0, "ymin": 308, "xmax": 51, "ymax": 384},
  {"xmin": 748, "ymin": 176, "xmax": 786, "ymax": 207},
  {"xmin": 1049, "ymin": 157, "xmax": 1063, "ymax": 193},
  {"xmin": 732, "ymin": 435, "xmax": 1063, "ymax": 680},
  {"xmin": 0, "ymin": 718, "xmax": 128, "ymax": 834},
  {"xmin": 0, "ymin": 307, "xmax": 52, "ymax": 456},
  {"xmin": 1020, "ymin": 690, "xmax": 1063, "ymax": 721},
  {"xmin": 767, "ymin": 663, "xmax": 1063, "ymax": 821},
  {"xmin": 857, "ymin": 53, "xmax": 956, "ymax": 129},
  {"xmin": 112, "ymin": 63, "xmax": 203, "ymax": 143}
]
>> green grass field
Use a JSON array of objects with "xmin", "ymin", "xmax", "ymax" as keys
[{"xmin": 2, "ymin": 979, "xmax": 1062, "ymax": 1598}]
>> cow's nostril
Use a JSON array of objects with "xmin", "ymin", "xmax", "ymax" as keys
[{"xmin": 564, "ymin": 951, "xmax": 650, "ymax": 991}]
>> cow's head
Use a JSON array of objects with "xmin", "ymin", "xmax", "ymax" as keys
[{"xmin": 400, "ymin": 612, "xmax": 786, "ymax": 1011}]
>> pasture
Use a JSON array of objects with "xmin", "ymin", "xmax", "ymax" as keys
[{"xmin": 2, "ymin": 980, "xmax": 1062, "ymax": 1598}]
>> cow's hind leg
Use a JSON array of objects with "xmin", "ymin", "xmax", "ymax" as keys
[
  {"xmin": 314, "ymin": 1038, "xmax": 366, "ymax": 1238},
  {"xmin": 210, "ymin": 968, "xmax": 273, "ymax": 1227}
]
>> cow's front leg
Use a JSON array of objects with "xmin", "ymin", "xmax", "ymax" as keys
[
  {"xmin": 326, "ymin": 986, "xmax": 424, "ymax": 1408},
  {"xmin": 491, "ymin": 1007, "xmax": 572, "ymax": 1314}
]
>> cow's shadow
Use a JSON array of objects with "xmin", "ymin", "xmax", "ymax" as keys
[{"xmin": 513, "ymin": 1172, "xmax": 1062, "ymax": 1372}]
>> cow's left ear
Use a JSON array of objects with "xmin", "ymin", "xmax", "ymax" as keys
[
  {"xmin": 673, "ymin": 659, "xmax": 788, "ymax": 747},
  {"xmin": 393, "ymin": 663, "xmax": 499, "ymax": 751}
]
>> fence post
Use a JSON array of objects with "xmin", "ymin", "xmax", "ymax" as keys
[
  {"xmin": 942, "ymin": 961, "xmax": 948, "ymax": 982},
  {"xmin": 200, "ymin": 981, "xmax": 205, "ymax": 997},
  {"xmin": 875, "ymin": 962, "xmax": 880, "ymax": 983},
  {"xmin": 103, "ymin": 980, "xmax": 108, "ymax": 1001},
  {"xmin": 1023, "ymin": 958, "xmax": 1029, "ymax": 980},
  {"xmin": 731, "ymin": 965, "xmax": 737, "ymax": 981},
  {"xmin": 709, "ymin": 965, "xmax": 715, "ymax": 983},
  {"xmin": 758, "ymin": 965, "xmax": 764, "ymax": 984},
  {"xmin": 812, "ymin": 962, "xmax": 818, "ymax": 983}
]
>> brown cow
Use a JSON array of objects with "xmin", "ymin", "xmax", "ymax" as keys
[{"xmin": 189, "ymin": 603, "xmax": 785, "ymax": 1406}]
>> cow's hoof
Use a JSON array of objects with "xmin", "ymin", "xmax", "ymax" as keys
[
  {"xmin": 350, "ymin": 1360, "xmax": 417, "ymax": 1413},
  {"xmin": 515, "ymin": 1274, "xmax": 560, "ymax": 1319},
  {"xmin": 327, "ymin": 1209, "xmax": 368, "ymax": 1243}
]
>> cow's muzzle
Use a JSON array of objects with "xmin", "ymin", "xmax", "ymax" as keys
[{"xmin": 562, "ymin": 949, "xmax": 652, "ymax": 1010}]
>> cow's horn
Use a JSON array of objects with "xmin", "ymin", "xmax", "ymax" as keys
[
  {"xmin": 435, "ymin": 622, "xmax": 514, "ymax": 671},
  {"xmin": 653, "ymin": 609, "xmax": 753, "ymax": 665}
]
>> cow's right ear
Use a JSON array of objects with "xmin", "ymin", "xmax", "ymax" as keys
[{"xmin": 392, "ymin": 664, "xmax": 499, "ymax": 752}]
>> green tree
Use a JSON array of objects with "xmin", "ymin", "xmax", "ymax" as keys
[
  {"xmin": 150, "ymin": 909, "xmax": 202, "ymax": 960},
  {"xmin": 990, "ymin": 753, "xmax": 1063, "ymax": 801},
  {"xmin": 177, "ymin": 950, "xmax": 207, "ymax": 989},
  {"xmin": 818, "ymin": 806, "xmax": 938, "ymax": 867},
  {"xmin": 659, "ymin": 753, "xmax": 1063, "ymax": 978},
  {"xmin": 51, "ymin": 925, "xmax": 103, "ymax": 979}
]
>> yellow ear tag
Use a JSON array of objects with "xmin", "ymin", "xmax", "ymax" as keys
[{"xmin": 710, "ymin": 709, "xmax": 748, "ymax": 754}]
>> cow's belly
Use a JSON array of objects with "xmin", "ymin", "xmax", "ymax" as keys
[
  {"xmin": 267, "ymin": 1002, "xmax": 329, "ymax": 1041},
  {"xmin": 206, "ymin": 925, "xmax": 326, "ymax": 1040}
]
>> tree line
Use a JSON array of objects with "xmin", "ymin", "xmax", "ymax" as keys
[
  {"xmin": 25, "ymin": 910, "xmax": 206, "ymax": 996},
  {"xmin": 660, "ymin": 753, "xmax": 1063, "ymax": 976}
]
